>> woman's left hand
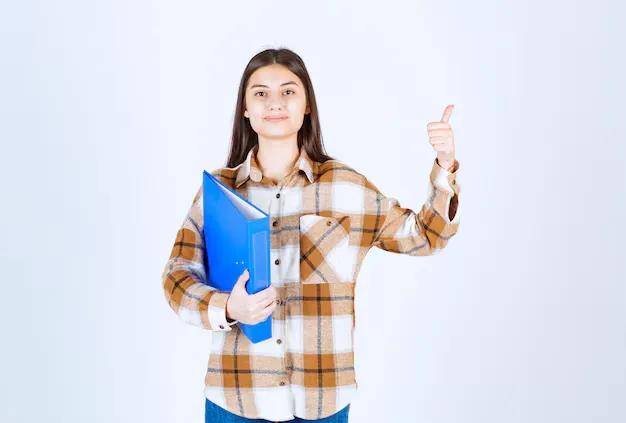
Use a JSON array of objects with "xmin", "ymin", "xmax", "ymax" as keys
[{"xmin": 428, "ymin": 104, "xmax": 456, "ymax": 171}]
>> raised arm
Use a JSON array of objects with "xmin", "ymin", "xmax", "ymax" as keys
[{"xmin": 367, "ymin": 158, "xmax": 460, "ymax": 256}]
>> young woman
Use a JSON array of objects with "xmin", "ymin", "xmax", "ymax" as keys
[{"xmin": 162, "ymin": 48, "xmax": 461, "ymax": 423}]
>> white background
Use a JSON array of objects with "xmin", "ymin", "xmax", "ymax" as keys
[{"xmin": 1, "ymin": 1, "xmax": 625, "ymax": 422}]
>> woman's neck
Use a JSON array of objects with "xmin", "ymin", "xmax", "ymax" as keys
[{"xmin": 256, "ymin": 137, "xmax": 300, "ymax": 184}]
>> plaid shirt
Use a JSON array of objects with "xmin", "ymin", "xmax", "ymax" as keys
[{"xmin": 162, "ymin": 144, "xmax": 461, "ymax": 421}]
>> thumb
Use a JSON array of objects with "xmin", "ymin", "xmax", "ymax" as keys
[
  {"xmin": 441, "ymin": 104, "xmax": 454, "ymax": 123},
  {"xmin": 233, "ymin": 269, "xmax": 249, "ymax": 292}
]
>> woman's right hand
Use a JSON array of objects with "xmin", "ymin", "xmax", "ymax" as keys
[{"xmin": 225, "ymin": 269, "xmax": 278, "ymax": 325}]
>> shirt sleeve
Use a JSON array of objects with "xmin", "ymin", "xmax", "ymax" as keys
[
  {"xmin": 367, "ymin": 158, "xmax": 461, "ymax": 255},
  {"xmin": 161, "ymin": 185, "xmax": 234, "ymax": 331}
]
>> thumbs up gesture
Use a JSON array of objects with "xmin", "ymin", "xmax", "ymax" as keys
[{"xmin": 428, "ymin": 105, "xmax": 456, "ymax": 171}]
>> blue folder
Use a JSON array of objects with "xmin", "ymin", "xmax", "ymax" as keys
[{"xmin": 202, "ymin": 170, "xmax": 272, "ymax": 343}]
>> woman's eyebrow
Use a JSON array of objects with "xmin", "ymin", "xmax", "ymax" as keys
[{"xmin": 249, "ymin": 81, "xmax": 299, "ymax": 89}]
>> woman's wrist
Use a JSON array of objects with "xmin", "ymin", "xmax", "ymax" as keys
[
  {"xmin": 225, "ymin": 300, "xmax": 235, "ymax": 322},
  {"xmin": 438, "ymin": 159, "xmax": 456, "ymax": 172}
]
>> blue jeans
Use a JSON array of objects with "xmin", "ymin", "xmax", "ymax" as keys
[{"xmin": 205, "ymin": 398, "xmax": 350, "ymax": 422}]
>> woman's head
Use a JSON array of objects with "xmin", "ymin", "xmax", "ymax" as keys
[{"xmin": 226, "ymin": 48, "xmax": 334, "ymax": 168}]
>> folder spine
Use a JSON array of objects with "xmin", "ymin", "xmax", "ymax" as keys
[
  {"xmin": 248, "ymin": 221, "xmax": 270, "ymax": 295},
  {"xmin": 202, "ymin": 170, "xmax": 273, "ymax": 343}
]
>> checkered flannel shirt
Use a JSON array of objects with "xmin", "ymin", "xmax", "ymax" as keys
[{"xmin": 162, "ymin": 144, "xmax": 461, "ymax": 421}]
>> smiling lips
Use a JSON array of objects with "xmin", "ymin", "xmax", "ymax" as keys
[{"xmin": 264, "ymin": 116, "xmax": 288, "ymax": 122}]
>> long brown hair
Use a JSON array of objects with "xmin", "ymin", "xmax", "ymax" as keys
[{"xmin": 225, "ymin": 48, "xmax": 335, "ymax": 168}]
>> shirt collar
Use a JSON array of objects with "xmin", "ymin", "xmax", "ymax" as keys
[{"xmin": 235, "ymin": 144, "xmax": 317, "ymax": 188}]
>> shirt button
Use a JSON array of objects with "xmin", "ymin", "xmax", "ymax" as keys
[
  {"xmin": 277, "ymin": 339, "xmax": 282, "ymax": 345},
  {"xmin": 219, "ymin": 325, "xmax": 224, "ymax": 329},
  {"xmin": 276, "ymin": 193, "xmax": 280, "ymax": 198},
  {"xmin": 275, "ymin": 259, "xmax": 280, "ymax": 265}
]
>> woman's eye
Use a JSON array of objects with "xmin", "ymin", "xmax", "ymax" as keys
[{"xmin": 254, "ymin": 90, "xmax": 294, "ymax": 97}]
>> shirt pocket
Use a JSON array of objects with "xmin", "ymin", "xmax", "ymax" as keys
[{"xmin": 299, "ymin": 214, "xmax": 355, "ymax": 284}]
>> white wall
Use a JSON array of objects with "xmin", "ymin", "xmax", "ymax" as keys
[{"xmin": 1, "ymin": 1, "xmax": 624, "ymax": 422}]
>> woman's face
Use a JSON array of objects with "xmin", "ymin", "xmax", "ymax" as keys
[{"xmin": 244, "ymin": 64, "xmax": 310, "ymax": 141}]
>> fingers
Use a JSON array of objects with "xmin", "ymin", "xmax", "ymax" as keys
[
  {"xmin": 428, "ymin": 129, "xmax": 452, "ymax": 138},
  {"xmin": 250, "ymin": 285, "xmax": 278, "ymax": 305},
  {"xmin": 256, "ymin": 292, "xmax": 278, "ymax": 310},
  {"xmin": 260, "ymin": 300, "xmax": 277, "ymax": 319},
  {"xmin": 248, "ymin": 299, "xmax": 277, "ymax": 324},
  {"xmin": 231, "ymin": 270, "xmax": 279, "ymax": 324},
  {"xmin": 427, "ymin": 122, "xmax": 449, "ymax": 130},
  {"xmin": 441, "ymin": 104, "xmax": 454, "ymax": 123},
  {"xmin": 429, "ymin": 136, "xmax": 450, "ymax": 145}
]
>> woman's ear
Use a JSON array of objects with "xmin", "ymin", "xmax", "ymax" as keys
[
  {"xmin": 305, "ymin": 105, "xmax": 310, "ymax": 114},
  {"xmin": 244, "ymin": 109, "xmax": 249, "ymax": 118}
]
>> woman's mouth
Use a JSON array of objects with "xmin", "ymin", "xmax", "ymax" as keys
[{"xmin": 264, "ymin": 116, "xmax": 288, "ymax": 122}]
